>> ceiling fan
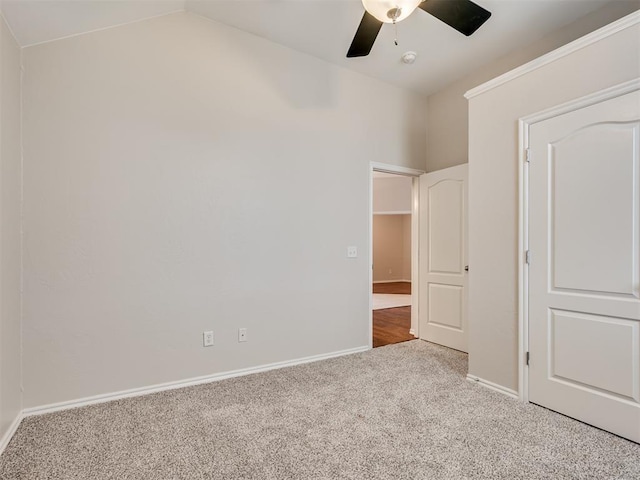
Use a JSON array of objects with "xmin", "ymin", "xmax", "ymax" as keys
[{"xmin": 347, "ymin": 0, "xmax": 492, "ymax": 58}]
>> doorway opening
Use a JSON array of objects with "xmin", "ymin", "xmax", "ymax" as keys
[{"xmin": 370, "ymin": 165, "xmax": 422, "ymax": 348}]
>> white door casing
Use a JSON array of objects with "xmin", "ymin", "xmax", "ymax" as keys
[
  {"xmin": 527, "ymin": 88, "xmax": 640, "ymax": 443},
  {"xmin": 370, "ymin": 162, "xmax": 424, "ymax": 346},
  {"xmin": 419, "ymin": 164, "xmax": 468, "ymax": 352}
]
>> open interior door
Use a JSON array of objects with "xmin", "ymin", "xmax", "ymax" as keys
[{"xmin": 419, "ymin": 164, "xmax": 468, "ymax": 352}]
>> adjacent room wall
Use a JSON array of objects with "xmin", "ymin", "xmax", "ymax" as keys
[
  {"xmin": 426, "ymin": 1, "xmax": 639, "ymax": 172},
  {"xmin": 372, "ymin": 214, "xmax": 411, "ymax": 283},
  {"xmin": 21, "ymin": 12, "xmax": 427, "ymax": 408},
  {"xmin": 0, "ymin": 12, "xmax": 23, "ymax": 442},
  {"xmin": 467, "ymin": 15, "xmax": 640, "ymax": 392},
  {"xmin": 372, "ymin": 175, "xmax": 412, "ymax": 283},
  {"xmin": 372, "ymin": 175, "xmax": 412, "ymax": 213}
]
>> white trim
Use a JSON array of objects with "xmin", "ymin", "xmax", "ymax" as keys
[
  {"xmin": 369, "ymin": 162, "xmax": 423, "ymax": 344},
  {"xmin": 521, "ymin": 78, "xmax": 640, "ymax": 126},
  {"xmin": 372, "ymin": 279, "xmax": 411, "ymax": 284},
  {"xmin": 410, "ymin": 175, "xmax": 420, "ymax": 337},
  {"xmin": 373, "ymin": 211, "xmax": 411, "ymax": 215},
  {"xmin": 369, "ymin": 167, "xmax": 374, "ymax": 349},
  {"xmin": 466, "ymin": 375, "xmax": 519, "ymax": 399},
  {"xmin": 465, "ymin": 10, "xmax": 640, "ymax": 99},
  {"xmin": 0, "ymin": 413, "xmax": 23, "ymax": 456},
  {"xmin": 370, "ymin": 162, "xmax": 424, "ymax": 177},
  {"xmin": 23, "ymin": 345, "xmax": 370, "ymax": 417},
  {"xmin": 518, "ymin": 79, "xmax": 640, "ymax": 405},
  {"xmin": 518, "ymin": 116, "xmax": 530, "ymax": 403}
]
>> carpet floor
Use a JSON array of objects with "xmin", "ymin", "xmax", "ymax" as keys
[{"xmin": 1, "ymin": 340, "xmax": 638, "ymax": 479}]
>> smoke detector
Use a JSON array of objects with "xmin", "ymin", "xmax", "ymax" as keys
[{"xmin": 401, "ymin": 51, "xmax": 417, "ymax": 64}]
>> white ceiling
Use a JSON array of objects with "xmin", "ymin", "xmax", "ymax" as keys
[{"xmin": 1, "ymin": 0, "xmax": 636, "ymax": 95}]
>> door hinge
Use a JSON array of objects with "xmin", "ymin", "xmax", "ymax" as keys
[
  {"xmin": 526, "ymin": 351, "xmax": 530, "ymax": 366},
  {"xmin": 525, "ymin": 148, "xmax": 531, "ymax": 163},
  {"xmin": 525, "ymin": 250, "xmax": 530, "ymax": 265}
]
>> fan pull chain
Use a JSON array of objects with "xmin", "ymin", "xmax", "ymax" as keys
[{"xmin": 394, "ymin": 21, "xmax": 398, "ymax": 46}]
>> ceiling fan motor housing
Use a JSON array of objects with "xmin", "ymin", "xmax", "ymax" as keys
[
  {"xmin": 387, "ymin": 7, "xmax": 402, "ymax": 22},
  {"xmin": 362, "ymin": 0, "xmax": 423, "ymax": 24}
]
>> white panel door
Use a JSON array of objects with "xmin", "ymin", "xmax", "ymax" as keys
[
  {"xmin": 528, "ymin": 89, "xmax": 640, "ymax": 443},
  {"xmin": 419, "ymin": 164, "xmax": 468, "ymax": 352}
]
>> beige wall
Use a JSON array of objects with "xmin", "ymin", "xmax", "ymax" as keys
[
  {"xmin": 0, "ymin": 13, "xmax": 23, "ymax": 441},
  {"xmin": 426, "ymin": 2, "xmax": 639, "ymax": 173},
  {"xmin": 467, "ymin": 16, "xmax": 640, "ymax": 391},
  {"xmin": 372, "ymin": 175, "xmax": 412, "ymax": 213},
  {"xmin": 21, "ymin": 12, "xmax": 427, "ymax": 408},
  {"xmin": 372, "ymin": 214, "xmax": 411, "ymax": 282}
]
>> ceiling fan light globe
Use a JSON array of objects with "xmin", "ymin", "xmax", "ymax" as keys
[{"xmin": 361, "ymin": 0, "xmax": 422, "ymax": 23}]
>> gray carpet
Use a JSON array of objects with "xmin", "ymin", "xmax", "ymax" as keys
[{"xmin": 1, "ymin": 340, "xmax": 638, "ymax": 479}]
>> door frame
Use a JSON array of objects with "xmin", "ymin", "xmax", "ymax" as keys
[
  {"xmin": 517, "ymin": 78, "xmax": 640, "ymax": 402},
  {"xmin": 369, "ymin": 162, "xmax": 424, "ymax": 348}
]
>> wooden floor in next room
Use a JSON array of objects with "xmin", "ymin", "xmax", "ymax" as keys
[{"xmin": 373, "ymin": 281, "xmax": 414, "ymax": 348}]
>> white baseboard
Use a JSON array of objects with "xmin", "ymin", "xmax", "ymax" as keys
[
  {"xmin": 23, "ymin": 345, "xmax": 371, "ymax": 418},
  {"xmin": 466, "ymin": 374, "xmax": 519, "ymax": 399},
  {"xmin": 372, "ymin": 279, "xmax": 411, "ymax": 284},
  {"xmin": 0, "ymin": 412, "xmax": 23, "ymax": 456}
]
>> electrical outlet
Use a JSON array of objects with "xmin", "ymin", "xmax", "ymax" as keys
[
  {"xmin": 238, "ymin": 328, "xmax": 248, "ymax": 342},
  {"xmin": 203, "ymin": 331, "xmax": 214, "ymax": 347},
  {"xmin": 347, "ymin": 246, "xmax": 358, "ymax": 258}
]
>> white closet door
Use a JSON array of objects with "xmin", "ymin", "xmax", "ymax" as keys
[{"xmin": 528, "ymin": 89, "xmax": 640, "ymax": 443}]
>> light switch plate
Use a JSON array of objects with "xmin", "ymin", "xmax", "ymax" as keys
[{"xmin": 238, "ymin": 328, "xmax": 247, "ymax": 342}]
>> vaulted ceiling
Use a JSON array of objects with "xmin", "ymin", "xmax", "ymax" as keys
[{"xmin": 1, "ymin": 0, "xmax": 636, "ymax": 95}]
